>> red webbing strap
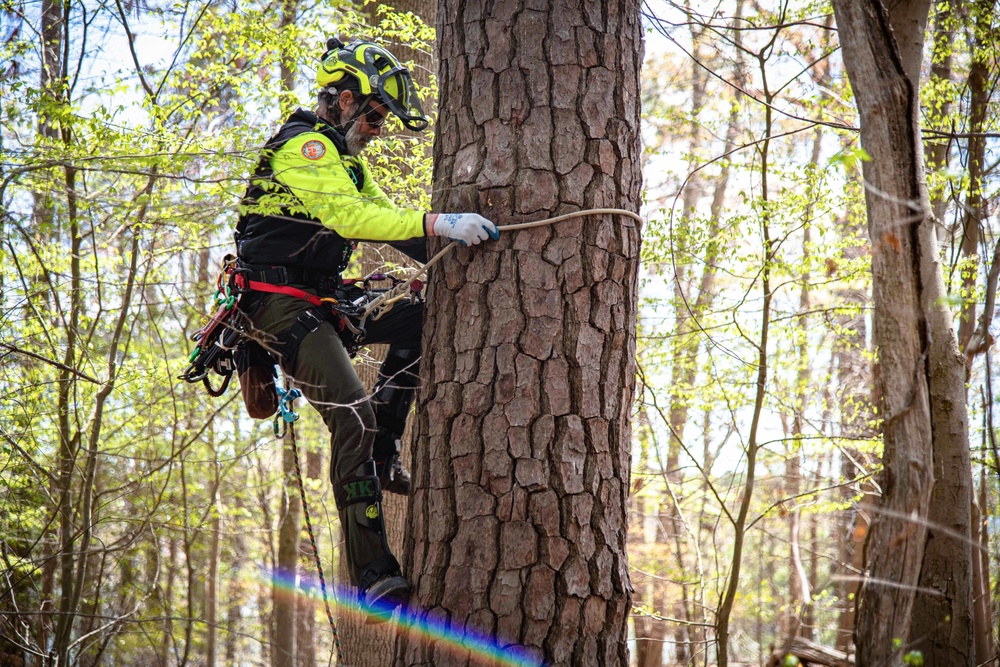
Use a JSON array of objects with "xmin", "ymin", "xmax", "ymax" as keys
[{"xmin": 233, "ymin": 274, "xmax": 325, "ymax": 307}]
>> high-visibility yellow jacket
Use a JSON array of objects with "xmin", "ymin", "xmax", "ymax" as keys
[{"xmin": 236, "ymin": 109, "xmax": 424, "ymax": 275}]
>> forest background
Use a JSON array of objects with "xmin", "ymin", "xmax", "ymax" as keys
[{"xmin": 2, "ymin": 0, "xmax": 999, "ymax": 665}]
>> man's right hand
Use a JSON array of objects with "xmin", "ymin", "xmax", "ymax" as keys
[{"xmin": 425, "ymin": 213, "xmax": 500, "ymax": 246}]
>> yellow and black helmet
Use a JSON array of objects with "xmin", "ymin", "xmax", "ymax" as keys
[{"xmin": 318, "ymin": 38, "xmax": 429, "ymax": 132}]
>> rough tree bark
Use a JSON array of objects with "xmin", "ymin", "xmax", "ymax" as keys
[
  {"xmin": 831, "ymin": 0, "xmax": 974, "ymax": 663},
  {"xmin": 398, "ymin": 1, "xmax": 643, "ymax": 664}
]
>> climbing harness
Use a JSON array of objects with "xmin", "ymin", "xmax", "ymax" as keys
[
  {"xmin": 230, "ymin": 266, "xmax": 422, "ymax": 360},
  {"xmin": 179, "ymin": 256, "xmax": 424, "ymax": 401}
]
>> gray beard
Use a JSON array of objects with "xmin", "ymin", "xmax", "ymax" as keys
[{"xmin": 344, "ymin": 121, "xmax": 371, "ymax": 156}]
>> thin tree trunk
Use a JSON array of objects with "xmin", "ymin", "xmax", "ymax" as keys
[
  {"xmin": 973, "ymin": 499, "xmax": 991, "ymax": 666},
  {"xmin": 295, "ymin": 449, "xmax": 319, "ymax": 667},
  {"xmin": 632, "ymin": 496, "xmax": 665, "ymax": 667},
  {"xmin": 162, "ymin": 534, "xmax": 177, "ymax": 666},
  {"xmin": 832, "ymin": 0, "xmax": 974, "ymax": 662},
  {"xmin": 832, "ymin": 196, "xmax": 875, "ymax": 655},
  {"xmin": 716, "ymin": 36, "xmax": 776, "ymax": 667},
  {"xmin": 783, "ymin": 125, "xmax": 823, "ymax": 644},
  {"xmin": 981, "ymin": 473, "xmax": 994, "ymax": 663},
  {"xmin": 274, "ymin": 425, "xmax": 302, "ymax": 667},
  {"xmin": 270, "ymin": 3, "xmax": 303, "ymax": 663},
  {"xmin": 956, "ymin": 0, "xmax": 989, "ymax": 350},
  {"xmin": 805, "ymin": 501, "xmax": 818, "ymax": 641},
  {"xmin": 180, "ymin": 456, "xmax": 195, "ymax": 667},
  {"xmin": 226, "ymin": 497, "xmax": 246, "ymax": 667},
  {"xmin": 206, "ymin": 463, "xmax": 221, "ymax": 667}
]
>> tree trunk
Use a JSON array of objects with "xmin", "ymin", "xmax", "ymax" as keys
[
  {"xmin": 924, "ymin": 0, "xmax": 955, "ymax": 229},
  {"xmin": 972, "ymin": 498, "xmax": 991, "ymax": 666},
  {"xmin": 274, "ymin": 425, "xmax": 303, "ymax": 667},
  {"xmin": 296, "ymin": 447, "xmax": 321, "ymax": 667},
  {"xmin": 226, "ymin": 499, "xmax": 246, "ymax": 667},
  {"xmin": 977, "ymin": 471, "xmax": 994, "ymax": 665},
  {"xmin": 956, "ymin": 0, "xmax": 989, "ymax": 351},
  {"xmin": 831, "ymin": 0, "xmax": 974, "ymax": 663},
  {"xmin": 206, "ymin": 483, "xmax": 221, "ymax": 667},
  {"xmin": 162, "ymin": 534, "xmax": 178, "ymax": 666},
  {"xmin": 831, "ymin": 186, "xmax": 875, "ymax": 656},
  {"xmin": 271, "ymin": 3, "xmax": 303, "ymax": 663},
  {"xmin": 398, "ymin": 1, "xmax": 643, "ymax": 664}
]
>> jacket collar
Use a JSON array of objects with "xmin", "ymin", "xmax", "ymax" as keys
[{"xmin": 289, "ymin": 108, "xmax": 349, "ymax": 155}]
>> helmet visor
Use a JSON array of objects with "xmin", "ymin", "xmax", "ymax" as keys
[{"xmin": 376, "ymin": 66, "xmax": 429, "ymax": 132}]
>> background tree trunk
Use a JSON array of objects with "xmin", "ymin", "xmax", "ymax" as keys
[
  {"xmin": 271, "ymin": 5, "xmax": 302, "ymax": 665},
  {"xmin": 273, "ymin": 425, "xmax": 302, "ymax": 667},
  {"xmin": 398, "ymin": 0, "xmax": 643, "ymax": 664},
  {"xmin": 832, "ymin": 0, "xmax": 974, "ymax": 663},
  {"xmin": 295, "ymin": 446, "xmax": 321, "ymax": 667},
  {"xmin": 206, "ymin": 448, "xmax": 221, "ymax": 667}
]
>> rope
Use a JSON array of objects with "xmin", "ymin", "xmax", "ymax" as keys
[
  {"xmin": 361, "ymin": 207, "xmax": 643, "ymax": 323},
  {"xmin": 287, "ymin": 421, "xmax": 345, "ymax": 664}
]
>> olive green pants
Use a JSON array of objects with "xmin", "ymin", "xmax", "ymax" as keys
[{"xmin": 245, "ymin": 291, "xmax": 390, "ymax": 587}]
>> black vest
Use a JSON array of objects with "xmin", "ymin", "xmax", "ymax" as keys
[{"xmin": 235, "ymin": 109, "xmax": 363, "ymax": 275}]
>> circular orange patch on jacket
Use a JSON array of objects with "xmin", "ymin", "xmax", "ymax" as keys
[{"xmin": 301, "ymin": 140, "xmax": 326, "ymax": 160}]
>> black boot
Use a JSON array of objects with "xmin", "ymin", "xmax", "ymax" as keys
[{"xmin": 334, "ymin": 461, "xmax": 410, "ymax": 622}]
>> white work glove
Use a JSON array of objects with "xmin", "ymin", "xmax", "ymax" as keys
[{"xmin": 425, "ymin": 213, "xmax": 500, "ymax": 246}]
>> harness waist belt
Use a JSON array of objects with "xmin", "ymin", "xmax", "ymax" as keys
[
  {"xmin": 236, "ymin": 262, "xmax": 347, "ymax": 295},
  {"xmin": 233, "ymin": 272, "xmax": 326, "ymax": 307}
]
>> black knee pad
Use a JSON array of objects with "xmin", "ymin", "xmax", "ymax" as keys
[
  {"xmin": 371, "ymin": 427, "xmax": 402, "ymax": 462},
  {"xmin": 334, "ymin": 461, "xmax": 381, "ymax": 512},
  {"xmin": 372, "ymin": 346, "xmax": 420, "ymax": 436},
  {"xmin": 333, "ymin": 461, "xmax": 401, "ymax": 588}
]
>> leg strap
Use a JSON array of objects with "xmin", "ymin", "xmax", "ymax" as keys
[
  {"xmin": 359, "ymin": 554, "xmax": 402, "ymax": 591},
  {"xmin": 275, "ymin": 307, "xmax": 327, "ymax": 370}
]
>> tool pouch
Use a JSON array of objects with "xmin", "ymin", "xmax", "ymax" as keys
[{"xmin": 236, "ymin": 339, "xmax": 279, "ymax": 419}]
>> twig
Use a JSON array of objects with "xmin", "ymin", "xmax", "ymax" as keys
[{"xmin": 0, "ymin": 342, "xmax": 100, "ymax": 384}]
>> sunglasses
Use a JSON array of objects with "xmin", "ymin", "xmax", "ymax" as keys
[{"xmin": 363, "ymin": 103, "xmax": 387, "ymax": 128}]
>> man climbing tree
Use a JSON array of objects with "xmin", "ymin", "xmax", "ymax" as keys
[
  {"xmin": 399, "ymin": 1, "xmax": 643, "ymax": 664},
  {"xmin": 234, "ymin": 38, "xmax": 499, "ymax": 615}
]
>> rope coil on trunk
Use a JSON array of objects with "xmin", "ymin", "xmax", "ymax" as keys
[{"xmin": 362, "ymin": 207, "xmax": 644, "ymax": 323}]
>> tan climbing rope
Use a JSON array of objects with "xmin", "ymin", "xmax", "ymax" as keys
[{"xmin": 361, "ymin": 207, "xmax": 644, "ymax": 324}]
